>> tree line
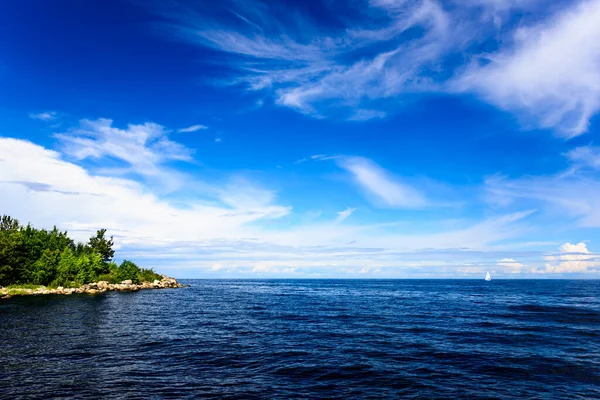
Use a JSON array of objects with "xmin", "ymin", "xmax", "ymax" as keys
[{"xmin": 0, "ymin": 215, "xmax": 161, "ymax": 287}]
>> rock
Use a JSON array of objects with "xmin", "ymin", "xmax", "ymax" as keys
[
  {"xmin": 1, "ymin": 275, "xmax": 186, "ymax": 300},
  {"xmin": 160, "ymin": 277, "xmax": 178, "ymax": 288}
]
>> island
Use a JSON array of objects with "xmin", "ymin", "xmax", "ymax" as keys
[{"xmin": 0, "ymin": 215, "xmax": 183, "ymax": 299}]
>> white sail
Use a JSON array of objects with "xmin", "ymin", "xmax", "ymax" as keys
[{"xmin": 485, "ymin": 271, "xmax": 491, "ymax": 281}]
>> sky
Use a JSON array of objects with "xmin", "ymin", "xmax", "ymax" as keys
[{"xmin": 1, "ymin": 0, "xmax": 600, "ymax": 278}]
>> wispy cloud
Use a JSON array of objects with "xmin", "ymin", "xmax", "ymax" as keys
[
  {"xmin": 0, "ymin": 137, "xmax": 290, "ymax": 244},
  {"xmin": 485, "ymin": 154, "xmax": 600, "ymax": 227},
  {"xmin": 29, "ymin": 111, "xmax": 58, "ymax": 121},
  {"xmin": 337, "ymin": 156, "xmax": 428, "ymax": 208},
  {"xmin": 336, "ymin": 207, "xmax": 356, "ymax": 222},
  {"xmin": 55, "ymin": 118, "xmax": 194, "ymax": 190},
  {"xmin": 496, "ymin": 257, "xmax": 525, "ymax": 273},
  {"xmin": 147, "ymin": 0, "xmax": 600, "ymax": 135},
  {"xmin": 565, "ymin": 145, "xmax": 600, "ymax": 169},
  {"xmin": 348, "ymin": 109, "xmax": 387, "ymax": 121},
  {"xmin": 0, "ymin": 133, "xmax": 551, "ymax": 277},
  {"xmin": 456, "ymin": 0, "xmax": 600, "ymax": 137},
  {"xmin": 178, "ymin": 124, "xmax": 207, "ymax": 133},
  {"xmin": 147, "ymin": 0, "xmax": 455, "ymax": 118}
]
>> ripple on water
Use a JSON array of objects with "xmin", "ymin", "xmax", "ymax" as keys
[{"xmin": 1, "ymin": 279, "xmax": 600, "ymax": 399}]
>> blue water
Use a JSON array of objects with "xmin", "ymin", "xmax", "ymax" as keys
[{"xmin": 1, "ymin": 280, "xmax": 599, "ymax": 399}]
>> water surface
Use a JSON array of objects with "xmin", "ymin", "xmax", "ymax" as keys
[{"xmin": 1, "ymin": 280, "xmax": 599, "ymax": 399}]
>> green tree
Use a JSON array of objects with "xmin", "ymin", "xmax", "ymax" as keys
[
  {"xmin": 0, "ymin": 216, "xmax": 21, "ymax": 285},
  {"xmin": 54, "ymin": 248, "xmax": 78, "ymax": 287},
  {"xmin": 32, "ymin": 249, "xmax": 60, "ymax": 285},
  {"xmin": 88, "ymin": 229, "xmax": 115, "ymax": 263},
  {"xmin": 0, "ymin": 216, "xmax": 156, "ymax": 287},
  {"xmin": 139, "ymin": 268, "xmax": 161, "ymax": 283},
  {"xmin": 0, "ymin": 231, "xmax": 16, "ymax": 285},
  {"xmin": 0, "ymin": 215, "xmax": 19, "ymax": 232},
  {"xmin": 117, "ymin": 260, "xmax": 141, "ymax": 283}
]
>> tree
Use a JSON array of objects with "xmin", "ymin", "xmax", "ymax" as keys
[
  {"xmin": 117, "ymin": 260, "xmax": 141, "ymax": 283},
  {"xmin": 0, "ymin": 215, "xmax": 20, "ymax": 285},
  {"xmin": 0, "ymin": 215, "xmax": 19, "ymax": 232},
  {"xmin": 32, "ymin": 249, "xmax": 60, "ymax": 285},
  {"xmin": 55, "ymin": 248, "xmax": 77, "ymax": 287},
  {"xmin": 88, "ymin": 229, "xmax": 115, "ymax": 263},
  {"xmin": 0, "ymin": 216, "xmax": 154, "ymax": 287},
  {"xmin": 0, "ymin": 231, "xmax": 16, "ymax": 285}
]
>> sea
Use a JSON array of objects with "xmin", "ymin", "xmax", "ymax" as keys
[{"xmin": 1, "ymin": 280, "xmax": 599, "ymax": 399}]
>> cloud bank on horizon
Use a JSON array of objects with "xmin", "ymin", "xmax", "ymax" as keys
[{"xmin": 1, "ymin": 0, "xmax": 600, "ymax": 278}]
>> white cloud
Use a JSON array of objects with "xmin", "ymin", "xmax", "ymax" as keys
[
  {"xmin": 560, "ymin": 242, "xmax": 588, "ymax": 253},
  {"xmin": 457, "ymin": 266, "xmax": 486, "ymax": 275},
  {"xmin": 0, "ymin": 128, "xmax": 544, "ymax": 277},
  {"xmin": 497, "ymin": 257, "xmax": 524, "ymax": 273},
  {"xmin": 337, "ymin": 156, "xmax": 427, "ymax": 208},
  {"xmin": 151, "ymin": 0, "xmax": 600, "ymax": 135},
  {"xmin": 485, "ymin": 167, "xmax": 600, "ymax": 227},
  {"xmin": 0, "ymin": 137, "xmax": 290, "ymax": 245},
  {"xmin": 348, "ymin": 109, "xmax": 387, "ymax": 121},
  {"xmin": 456, "ymin": 0, "xmax": 600, "ymax": 137},
  {"xmin": 336, "ymin": 207, "xmax": 356, "ymax": 222},
  {"xmin": 177, "ymin": 124, "xmax": 207, "ymax": 133},
  {"xmin": 55, "ymin": 118, "xmax": 194, "ymax": 190},
  {"xmin": 29, "ymin": 111, "xmax": 57, "ymax": 121},
  {"xmin": 541, "ymin": 242, "xmax": 599, "ymax": 273},
  {"xmin": 149, "ymin": 0, "xmax": 455, "ymax": 119},
  {"xmin": 565, "ymin": 146, "xmax": 600, "ymax": 169}
]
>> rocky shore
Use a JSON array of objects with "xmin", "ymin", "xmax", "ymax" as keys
[{"xmin": 0, "ymin": 275, "xmax": 185, "ymax": 300}]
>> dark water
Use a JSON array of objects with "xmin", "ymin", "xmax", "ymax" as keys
[{"xmin": 1, "ymin": 280, "xmax": 599, "ymax": 399}]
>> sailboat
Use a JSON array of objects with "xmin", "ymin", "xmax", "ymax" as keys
[{"xmin": 485, "ymin": 271, "xmax": 492, "ymax": 281}]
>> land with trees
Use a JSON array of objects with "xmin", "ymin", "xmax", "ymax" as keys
[{"xmin": 0, "ymin": 215, "xmax": 165, "ymax": 291}]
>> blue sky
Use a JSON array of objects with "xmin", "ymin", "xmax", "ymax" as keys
[{"xmin": 1, "ymin": 0, "xmax": 600, "ymax": 278}]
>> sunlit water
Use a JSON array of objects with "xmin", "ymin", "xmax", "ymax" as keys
[{"xmin": 1, "ymin": 280, "xmax": 599, "ymax": 399}]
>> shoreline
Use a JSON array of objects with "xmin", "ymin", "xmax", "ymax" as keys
[{"xmin": 0, "ymin": 275, "xmax": 185, "ymax": 300}]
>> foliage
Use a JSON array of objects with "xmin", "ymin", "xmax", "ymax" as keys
[
  {"xmin": 117, "ymin": 260, "xmax": 141, "ymax": 283},
  {"xmin": 139, "ymin": 267, "xmax": 162, "ymax": 283},
  {"xmin": 88, "ymin": 229, "xmax": 115, "ymax": 263},
  {"xmin": 6, "ymin": 283, "xmax": 43, "ymax": 290},
  {"xmin": 0, "ymin": 215, "xmax": 159, "ymax": 287}
]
